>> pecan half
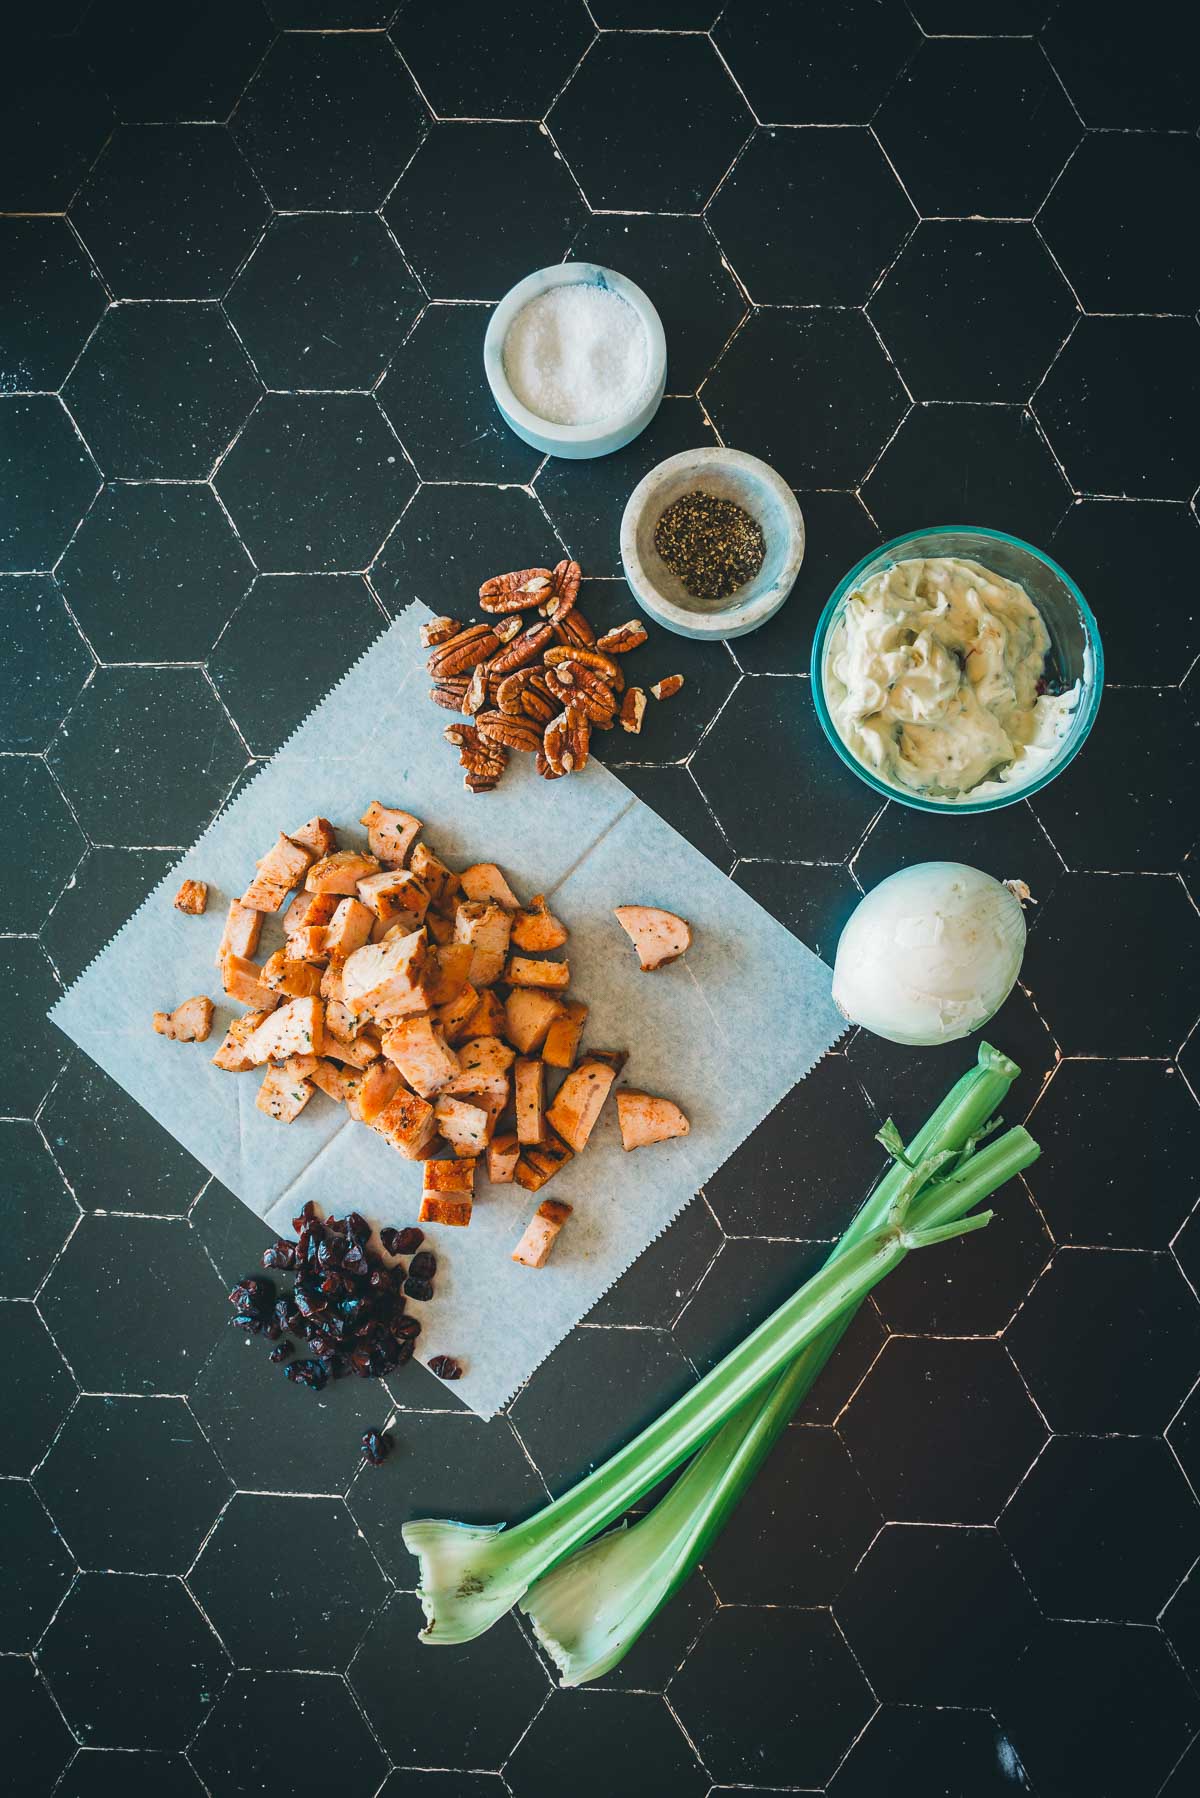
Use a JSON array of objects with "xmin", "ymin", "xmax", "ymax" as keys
[
  {"xmin": 620, "ymin": 686, "xmax": 647, "ymax": 734},
  {"xmin": 552, "ymin": 608, "xmax": 596, "ymax": 649},
  {"xmin": 444, "ymin": 722, "xmax": 508, "ymax": 780},
  {"xmin": 542, "ymin": 712, "xmax": 572, "ymax": 777},
  {"xmin": 476, "ymin": 710, "xmax": 541, "ymax": 753},
  {"xmin": 538, "ymin": 559, "xmax": 582, "ymax": 621},
  {"xmin": 596, "ymin": 619, "xmax": 648, "ymax": 655},
  {"xmin": 489, "ymin": 621, "xmax": 554, "ymax": 675},
  {"xmin": 493, "ymin": 614, "xmax": 525, "ymax": 644},
  {"xmin": 479, "ymin": 568, "xmax": 554, "ymax": 613},
  {"xmin": 429, "ymin": 677, "xmax": 469, "ymax": 711},
  {"xmin": 543, "ymin": 661, "xmax": 617, "ymax": 728},
  {"xmin": 463, "ymin": 663, "xmax": 488, "ymax": 715},
  {"xmin": 651, "ymin": 674, "xmax": 684, "ymax": 700},
  {"xmin": 427, "ymin": 623, "xmax": 499, "ymax": 679},
  {"xmin": 565, "ymin": 702, "xmax": 590, "ymax": 772},
  {"xmin": 420, "ymin": 615, "xmax": 460, "ymax": 648},
  {"xmin": 543, "ymin": 642, "xmax": 623, "ymax": 689},
  {"xmin": 535, "ymin": 749, "xmax": 566, "ymax": 781}
]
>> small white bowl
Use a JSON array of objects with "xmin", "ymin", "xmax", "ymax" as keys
[
  {"xmin": 483, "ymin": 263, "xmax": 667, "ymax": 461},
  {"xmin": 620, "ymin": 447, "xmax": 805, "ymax": 640}
]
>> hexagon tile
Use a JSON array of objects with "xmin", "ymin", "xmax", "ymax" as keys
[{"xmin": 5, "ymin": 9, "xmax": 1200, "ymax": 1796}]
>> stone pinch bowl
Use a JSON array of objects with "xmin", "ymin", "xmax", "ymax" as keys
[
  {"xmin": 483, "ymin": 262, "xmax": 667, "ymax": 461},
  {"xmin": 620, "ymin": 447, "xmax": 806, "ymax": 641}
]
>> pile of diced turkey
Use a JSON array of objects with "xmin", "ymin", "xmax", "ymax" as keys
[{"xmin": 156, "ymin": 806, "xmax": 690, "ymax": 1269}]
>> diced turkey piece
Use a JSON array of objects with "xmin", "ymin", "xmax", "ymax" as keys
[
  {"xmin": 256, "ymin": 1064, "xmax": 313, "ymax": 1123},
  {"xmin": 260, "ymin": 949, "xmax": 322, "ymax": 998},
  {"xmin": 459, "ymin": 862, "xmax": 520, "ymax": 909},
  {"xmin": 356, "ymin": 868, "xmax": 429, "ymax": 933},
  {"xmin": 419, "ymin": 1192, "xmax": 473, "ymax": 1226},
  {"xmin": 542, "ymin": 1000, "xmax": 588, "ymax": 1070},
  {"xmin": 512, "ymin": 1198, "xmax": 573, "ymax": 1268},
  {"xmin": 436, "ymin": 981, "xmax": 480, "ymax": 1044},
  {"xmin": 462, "ymin": 988, "xmax": 507, "ymax": 1041},
  {"xmin": 242, "ymin": 996, "xmax": 324, "ymax": 1067},
  {"xmin": 442, "ymin": 1035, "xmax": 516, "ymax": 1086},
  {"xmin": 424, "ymin": 909, "xmax": 454, "ymax": 947},
  {"xmin": 341, "ymin": 930, "xmax": 437, "ymax": 1020},
  {"xmin": 346, "ymin": 1059, "xmax": 404, "ymax": 1125},
  {"xmin": 290, "ymin": 816, "xmax": 337, "ymax": 858},
  {"xmin": 255, "ymin": 832, "xmax": 316, "ymax": 892},
  {"xmin": 513, "ymin": 1134, "xmax": 573, "ymax": 1192},
  {"xmin": 487, "ymin": 1132, "xmax": 520, "ymax": 1184},
  {"xmin": 239, "ymin": 873, "xmax": 291, "ymax": 913},
  {"xmin": 283, "ymin": 891, "xmax": 338, "ymax": 936},
  {"xmin": 324, "ymin": 998, "xmax": 362, "ymax": 1045},
  {"xmin": 305, "ymin": 849, "xmax": 380, "ymax": 894},
  {"xmin": 588, "ymin": 1048, "xmax": 629, "ymax": 1075},
  {"xmin": 152, "ymin": 996, "xmax": 214, "ymax": 1042},
  {"xmin": 616, "ymin": 1091, "xmax": 690, "ymax": 1150},
  {"xmin": 381, "ymin": 1016, "xmax": 461, "ymax": 1098},
  {"xmin": 281, "ymin": 1053, "xmax": 319, "ymax": 1080},
  {"xmin": 216, "ymin": 899, "xmax": 262, "ymax": 965},
  {"xmin": 419, "ymin": 1157, "xmax": 475, "ymax": 1226},
  {"xmin": 511, "ymin": 895, "xmax": 568, "ymax": 952},
  {"xmin": 453, "ymin": 900, "xmax": 512, "ymax": 987},
  {"xmin": 514, "ymin": 1058, "xmax": 547, "ymax": 1145},
  {"xmin": 614, "ymin": 905, "xmax": 693, "ymax": 971},
  {"xmin": 545, "ymin": 1058, "xmax": 617, "ymax": 1153},
  {"xmin": 323, "ymin": 896, "xmax": 374, "ymax": 960},
  {"xmin": 310, "ymin": 1059, "xmax": 357, "ymax": 1102},
  {"xmin": 173, "ymin": 879, "xmax": 207, "ymax": 915},
  {"xmin": 212, "ymin": 1009, "xmax": 274, "ymax": 1072},
  {"xmin": 430, "ymin": 942, "xmax": 473, "ymax": 1006},
  {"xmin": 372, "ymin": 1087, "xmax": 438, "ymax": 1158},
  {"xmin": 411, "ymin": 843, "xmax": 459, "ymax": 913},
  {"xmin": 323, "ymin": 1032, "xmax": 379, "ymax": 1069},
  {"xmin": 504, "ymin": 987, "xmax": 566, "ymax": 1054},
  {"xmin": 504, "ymin": 955, "xmax": 569, "ymax": 990},
  {"xmin": 361, "ymin": 802, "xmax": 422, "ymax": 869},
  {"xmin": 285, "ymin": 925, "xmax": 329, "ymax": 964},
  {"xmin": 434, "ymin": 1096, "xmax": 492, "ymax": 1156},
  {"xmin": 221, "ymin": 953, "xmax": 280, "ymax": 1012}
]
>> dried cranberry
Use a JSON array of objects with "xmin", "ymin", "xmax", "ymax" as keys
[
  {"xmin": 361, "ymin": 1428, "xmax": 390, "ymax": 1466},
  {"xmin": 378, "ymin": 1227, "xmax": 402, "ymax": 1257},
  {"xmin": 403, "ymin": 1276, "xmax": 434, "ymax": 1302},
  {"xmin": 429, "ymin": 1355, "xmax": 463, "ymax": 1381},
  {"xmin": 345, "ymin": 1211, "xmax": 371, "ymax": 1241},
  {"xmin": 284, "ymin": 1357, "xmax": 327, "ymax": 1391},
  {"xmin": 261, "ymin": 1240, "xmax": 297, "ymax": 1270},
  {"xmin": 269, "ymin": 1341, "xmax": 293, "ymax": 1363},
  {"xmin": 395, "ymin": 1227, "xmax": 425, "ymax": 1255},
  {"xmin": 408, "ymin": 1250, "xmax": 437, "ymax": 1282},
  {"xmin": 392, "ymin": 1315, "xmax": 421, "ymax": 1339},
  {"xmin": 341, "ymin": 1243, "xmax": 367, "ymax": 1277},
  {"xmin": 291, "ymin": 1200, "xmax": 319, "ymax": 1233},
  {"xmin": 394, "ymin": 1336, "xmax": 415, "ymax": 1365},
  {"xmin": 231, "ymin": 1310, "xmax": 262, "ymax": 1333}
]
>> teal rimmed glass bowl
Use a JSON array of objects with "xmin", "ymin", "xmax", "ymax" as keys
[{"xmin": 810, "ymin": 526, "xmax": 1104, "ymax": 815}]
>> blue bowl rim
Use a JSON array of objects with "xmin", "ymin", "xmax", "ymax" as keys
[{"xmin": 808, "ymin": 524, "xmax": 1106, "ymax": 815}]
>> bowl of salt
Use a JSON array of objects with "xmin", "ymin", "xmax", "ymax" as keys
[{"xmin": 483, "ymin": 262, "xmax": 667, "ymax": 460}]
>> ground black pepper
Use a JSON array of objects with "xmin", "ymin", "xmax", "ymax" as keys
[{"xmin": 653, "ymin": 489, "xmax": 766, "ymax": 602}]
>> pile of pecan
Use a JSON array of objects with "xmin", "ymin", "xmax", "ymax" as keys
[{"xmin": 422, "ymin": 561, "xmax": 681, "ymax": 793}]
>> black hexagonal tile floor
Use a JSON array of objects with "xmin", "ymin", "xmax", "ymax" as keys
[
  {"xmin": 1040, "ymin": 0, "xmax": 1200, "ymax": 129},
  {"xmin": 510, "ymin": 1690, "xmax": 704, "ymax": 1798},
  {"xmin": 837, "ymin": 1524, "xmax": 1035, "ymax": 1706},
  {"xmin": 36, "ymin": 1395, "xmax": 230, "ymax": 1573},
  {"xmin": 213, "ymin": 394, "xmax": 413, "ymax": 573},
  {"xmin": 42, "ymin": 847, "xmax": 175, "ymax": 987},
  {"xmin": 537, "ymin": 398, "xmax": 716, "ymax": 580},
  {"xmin": 190, "ymin": 1326, "xmax": 394, "ymax": 1493},
  {"xmin": 692, "ymin": 676, "xmax": 880, "ymax": 861},
  {"xmin": 1163, "ymin": 1561, "xmax": 1200, "ymax": 1687},
  {"xmin": 233, "ymin": 30, "xmax": 428, "ymax": 209},
  {"xmin": 0, "ymin": 1657, "xmax": 76, "ymax": 1795},
  {"xmin": 0, "ymin": 40, "xmax": 113, "ymax": 213},
  {"xmin": 378, "ymin": 304, "xmax": 540, "ymax": 484},
  {"xmin": 58, "ymin": 1752, "xmax": 207, "ymax": 1797},
  {"xmin": 371, "ymin": 480, "xmax": 557, "ymax": 617},
  {"xmin": 384, "ymin": 122, "xmax": 583, "ymax": 302},
  {"xmin": 854, "ymin": 797, "xmax": 1063, "ymax": 911},
  {"xmin": 41, "ymin": 1058, "xmax": 209, "ymax": 1218},
  {"xmin": 706, "ymin": 1054, "xmax": 883, "ymax": 1240},
  {"xmin": 0, "ymin": 1301, "xmax": 77, "ymax": 1477},
  {"xmin": 1007, "ymin": 1248, "xmax": 1200, "ymax": 1435},
  {"xmin": 871, "ymin": 1177, "xmax": 1052, "ymax": 1338},
  {"xmin": 870, "ymin": 222, "xmax": 1075, "ymax": 403},
  {"xmin": 70, "ymin": 125, "xmax": 268, "ymax": 301},
  {"xmin": 1176, "ymin": 1204, "xmax": 1200, "ymax": 1303},
  {"xmin": 40, "ymin": 1573, "xmax": 228, "ymax": 1750},
  {"xmin": 511, "ymin": 1327, "xmax": 695, "ymax": 1495},
  {"xmin": 733, "ymin": 861, "xmax": 860, "ymax": 967},
  {"xmin": 0, "ymin": 575, "xmax": 93, "ymax": 752},
  {"xmin": 1039, "ymin": 134, "xmax": 1200, "ymax": 316},
  {"xmin": 0, "ymin": 756, "xmax": 86, "ymax": 934},
  {"xmin": 191, "ymin": 1179, "xmax": 273, "ymax": 1290},
  {"xmin": 703, "ymin": 1425, "xmax": 880, "ymax": 1605},
  {"xmin": 1028, "ymin": 1061, "xmax": 1200, "ymax": 1249},
  {"xmin": 226, "ymin": 213, "xmax": 423, "ymax": 393},
  {"xmin": 862, "ymin": 403, "xmax": 1071, "ymax": 545},
  {"xmin": 549, "ymin": 35, "xmax": 749, "ymax": 213},
  {"xmin": 608, "ymin": 768, "xmax": 732, "ymax": 873},
  {"xmin": 193, "ymin": 1673, "xmax": 386, "ymax": 1794},
  {"xmin": 391, "ymin": 0, "xmax": 593, "ymax": 120},
  {"xmin": 3, "ymin": 939, "xmax": 68, "ymax": 1120},
  {"xmin": 348, "ymin": 1411, "xmax": 546, "ymax": 1583},
  {"xmin": 190, "ymin": 1493, "xmax": 385, "ymax": 1670},
  {"xmin": 0, "ymin": 1479, "xmax": 74, "ymax": 1651},
  {"xmin": 670, "ymin": 1606, "xmax": 873, "ymax": 1788},
  {"xmin": 1001, "ymin": 1435, "xmax": 1198, "ymax": 1624},
  {"xmin": 704, "ymin": 308, "xmax": 907, "ymax": 490},
  {"xmin": 827, "ymin": 1705, "xmax": 1032, "ymax": 1798},
  {"xmin": 210, "ymin": 574, "xmax": 385, "ymax": 755},
  {"xmin": 586, "ymin": 1200, "xmax": 721, "ymax": 1331},
  {"xmin": 590, "ymin": 0, "xmax": 717, "ymax": 18},
  {"xmin": 40, "ymin": 1216, "xmax": 226, "ymax": 1396},
  {"xmin": 0, "ymin": 218, "xmax": 106, "ymax": 394},
  {"xmin": 998, "ymin": 1617, "xmax": 1200, "ymax": 1798},
  {"xmin": 1, "ymin": 1121, "xmax": 78, "ymax": 1300},
  {"xmin": 709, "ymin": 127, "xmax": 914, "ymax": 307},
  {"xmin": 841, "ymin": 1337, "xmax": 1046, "ymax": 1523},
  {"xmin": 1049, "ymin": 500, "xmax": 1198, "ymax": 686},
  {"xmin": 0, "ymin": 396, "xmax": 101, "ymax": 570},
  {"xmin": 570, "ymin": 214, "xmax": 745, "ymax": 396},
  {"xmin": 713, "ymin": 0, "xmax": 920, "ymax": 125},
  {"xmin": 350, "ymin": 1595, "xmax": 547, "ymax": 1767},
  {"xmin": 58, "ymin": 481, "xmax": 254, "ymax": 662},
  {"xmin": 62, "ymin": 303, "xmax": 260, "ymax": 479},
  {"xmin": 1021, "ymin": 874, "xmax": 1198, "ymax": 1057},
  {"xmin": 876, "ymin": 38, "xmax": 1078, "ymax": 218},
  {"xmin": 560, "ymin": 1569, "xmax": 716, "ymax": 1695},
  {"xmin": 729, "ymin": 491, "xmax": 881, "ymax": 678},
  {"xmin": 1037, "ymin": 315, "xmax": 1200, "ymax": 502},
  {"xmin": 80, "ymin": 0, "xmax": 274, "ymax": 126},
  {"xmin": 376, "ymin": 1776, "xmax": 509, "ymax": 1798},
  {"xmin": 49, "ymin": 666, "xmax": 247, "ymax": 845},
  {"xmin": 1169, "ymin": 1381, "xmax": 1200, "ymax": 1499}
]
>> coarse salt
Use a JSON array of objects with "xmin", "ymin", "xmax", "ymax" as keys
[{"xmin": 502, "ymin": 283, "xmax": 648, "ymax": 427}]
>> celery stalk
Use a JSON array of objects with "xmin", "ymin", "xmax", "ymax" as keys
[
  {"xmin": 403, "ymin": 1045, "xmax": 1037, "ymax": 1647},
  {"xmin": 524, "ymin": 1041, "xmax": 1031, "ymax": 1683}
]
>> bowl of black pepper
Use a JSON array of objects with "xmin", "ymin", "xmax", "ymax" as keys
[{"xmin": 620, "ymin": 447, "xmax": 805, "ymax": 640}]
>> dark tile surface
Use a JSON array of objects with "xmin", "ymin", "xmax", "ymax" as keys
[
  {"xmin": 371, "ymin": 479, "xmax": 557, "ymax": 616},
  {"xmin": 191, "ymin": 1670, "xmax": 387, "ymax": 1795},
  {"xmin": 0, "ymin": 1478, "xmax": 74, "ymax": 1651},
  {"xmin": 729, "ymin": 490, "xmax": 881, "ymax": 676},
  {"xmin": 1, "ymin": 754, "xmax": 87, "ymax": 934},
  {"xmin": 81, "ymin": 0, "xmax": 273, "ymax": 126},
  {"xmin": 1039, "ymin": 133, "xmax": 1200, "ymax": 315},
  {"xmin": 0, "ymin": 396, "xmax": 101, "ymax": 570},
  {"xmin": 1163, "ymin": 1561, "xmax": 1200, "ymax": 1686},
  {"xmin": 713, "ymin": 0, "xmax": 919, "ymax": 125},
  {"xmin": 0, "ymin": 1657, "xmax": 76, "ymax": 1794},
  {"xmin": 608, "ymin": 766, "xmax": 733, "ymax": 871},
  {"xmin": 1037, "ymin": 685, "xmax": 1196, "ymax": 870},
  {"xmin": 862, "ymin": 402, "xmax": 1071, "ymax": 543},
  {"xmin": 585, "ymin": 1198, "xmax": 721, "ymax": 1329},
  {"xmin": 58, "ymin": 1753, "xmax": 208, "ymax": 1797},
  {"xmin": 378, "ymin": 304, "xmax": 540, "ymax": 484},
  {"xmin": 870, "ymin": 1176, "xmax": 1052, "ymax": 1338},
  {"xmin": 391, "ymin": 0, "xmax": 593, "ymax": 120},
  {"xmin": 509, "ymin": 1690, "xmax": 703, "ymax": 1798},
  {"xmin": 733, "ymin": 858, "xmax": 860, "ymax": 965},
  {"xmin": 0, "ymin": 218, "xmax": 106, "ymax": 394},
  {"xmin": 42, "ymin": 845, "xmax": 176, "ymax": 984},
  {"xmin": 1049, "ymin": 500, "xmax": 1199, "ymax": 684},
  {"xmin": 854, "ymin": 795, "xmax": 1063, "ymax": 906},
  {"xmin": 0, "ymin": 41, "xmax": 113, "ymax": 213},
  {"xmin": 0, "ymin": 574, "xmax": 94, "ymax": 752},
  {"xmin": 3, "ymin": 939, "xmax": 68, "ymax": 1120},
  {"xmin": 1040, "ymin": 0, "xmax": 1200, "ymax": 129},
  {"xmin": 0, "ymin": 1302, "xmax": 77, "ymax": 1477},
  {"xmin": 827, "ymin": 1706, "xmax": 1032, "ymax": 1798},
  {"xmin": 40, "ymin": 1058, "xmax": 209, "ymax": 1216},
  {"xmin": 1, "ymin": 1120, "xmax": 78, "ymax": 1300}
]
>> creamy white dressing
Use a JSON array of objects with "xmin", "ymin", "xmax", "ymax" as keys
[{"xmin": 823, "ymin": 556, "xmax": 1079, "ymax": 801}]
